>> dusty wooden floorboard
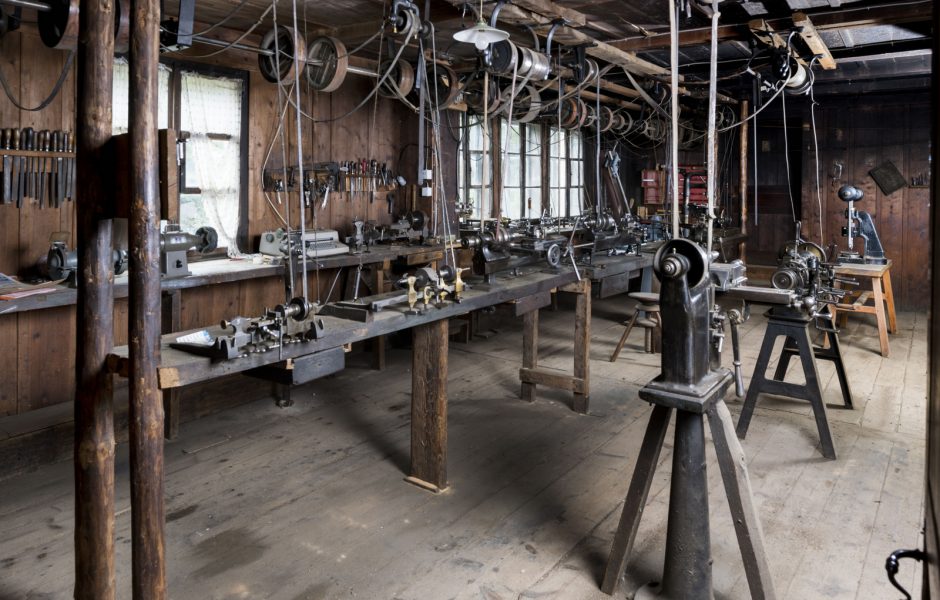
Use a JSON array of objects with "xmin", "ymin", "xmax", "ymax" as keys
[{"xmin": 0, "ymin": 298, "xmax": 927, "ymax": 599}]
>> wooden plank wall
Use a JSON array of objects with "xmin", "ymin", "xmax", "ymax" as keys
[
  {"xmin": 0, "ymin": 27, "xmax": 416, "ymax": 417},
  {"xmin": 801, "ymin": 92, "xmax": 930, "ymax": 311}
]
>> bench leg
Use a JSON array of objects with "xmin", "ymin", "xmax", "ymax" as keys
[
  {"xmin": 522, "ymin": 310, "xmax": 539, "ymax": 402},
  {"xmin": 882, "ymin": 271, "xmax": 898, "ymax": 334},
  {"xmin": 872, "ymin": 277, "xmax": 890, "ymax": 357}
]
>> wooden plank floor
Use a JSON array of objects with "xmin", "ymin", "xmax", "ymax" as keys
[{"xmin": 0, "ymin": 296, "xmax": 926, "ymax": 599}]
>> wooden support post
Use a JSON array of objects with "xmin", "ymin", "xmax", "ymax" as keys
[
  {"xmin": 74, "ymin": 0, "xmax": 117, "ymax": 596},
  {"xmin": 521, "ymin": 310, "xmax": 539, "ymax": 403},
  {"xmin": 372, "ymin": 267, "xmax": 386, "ymax": 370},
  {"xmin": 408, "ymin": 319, "xmax": 449, "ymax": 492},
  {"xmin": 572, "ymin": 279, "xmax": 591, "ymax": 414},
  {"xmin": 160, "ymin": 291, "xmax": 181, "ymax": 439},
  {"xmin": 128, "ymin": 0, "xmax": 166, "ymax": 594},
  {"xmin": 739, "ymin": 100, "xmax": 749, "ymax": 263}
]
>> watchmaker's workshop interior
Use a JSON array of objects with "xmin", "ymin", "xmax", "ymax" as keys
[{"xmin": 0, "ymin": 0, "xmax": 938, "ymax": 598}]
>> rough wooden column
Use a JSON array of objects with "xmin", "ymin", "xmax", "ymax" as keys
[
  {"xmin": 161, "ymin": 291, "xmax": 181, "ymax": 439},
  {"xmin": 74, "ymin": 0, "xmax": 116, "ymax": 596},
  {"xmin": 407, "ymin": 319, "xmax": 449, "ymax": 492},
  {"xmin": 372, "ymin": 267, "xmax": 386, "ymax": 370},
  {"xmin": 521, "ymin": 309, "xmax": 539, "ymax": 402},
  {"xmin": 128, "ymin": 0, "xmax": 166, "ymax": 594},
  {"xmin": 572, "ymin": 279, "xmax": 591, "ymax": 414}
]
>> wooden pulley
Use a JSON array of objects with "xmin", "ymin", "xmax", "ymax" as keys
[
  {"xmin": 114, "ymin": 0, "xmax": 130, "ymax": 54},
  {"xmin": 514, "ymin": 85, "xmax": 541, "ymax": 123},
  {"xmin": 557, "ymin": 97, "xmax": 580, "ymax": 129},
  {"xmin": 488, "ymin": 40, "xmax": 517, "ymax": 76},
  {"xmin": 574, "ymin": 98, "xmax": 588, "ymax": 129},
  {"xmin": 408, "ymin": 63, "xmax": 462, "ymax": 109},
  {"xmin": 597, "ymin": 106, "xmax": 615, "ymax": 133},
  {"xmin": 462, "ymin": 77, "xmax": 500, "ymax": 114},
  {"xmin": 378, "ymin": 59, "xmax": 415, "ymax": 99},
  {"xmin": 304, "ymin": 36, "xmax": 348, "ymax": 92},
  {"xmin": 37, "ymin": 0, "xmax": 79, "ymax": 50},
  {"xmin": 258, "ymin": 26, "xmax": 307, "ymax": 84}
]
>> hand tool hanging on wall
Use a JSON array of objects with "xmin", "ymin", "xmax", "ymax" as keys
[
  {"xmin": 38, "ymin": 130, "xmax": 48, "ymax": 208},
  {"xmin": 13, "ymin": 128, "xmax": 22, "ymax": 207},
  {"xmin": 1, "ymin": 129, "xmax": 10, "ymax": 204},
  {"xmin": 21, "ymin": 126, "xmax": 32, "ymax": 199}
]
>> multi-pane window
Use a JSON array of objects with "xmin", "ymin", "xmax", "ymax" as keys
[
  {"xmin": 459, "ymin": 116, "xmax": 583, "ymax": 220},
  {"xmin": 524, "ymin": 123, "xmax": 542, "ymax": 218},
  {"xmin": 569, "ymin": 130, "xmax": 584, "ymax": 213},
  {"xmin": 548, "ymin": 126, "xmax": 567, "ymax": 216},
  {"xmin": 499, "ymin": 118, "xmax": 543, "ymax": 220},
  {"xmin": 112, "ymin": 59, "xmax": 247, "ymax": 252},
  {"xmin": 179, "ymin": 70, "xmax": 244, "ymax": 250},
  {"xmin": 457, "ymin": 115, "xmax": 492, "ymax": 220}
]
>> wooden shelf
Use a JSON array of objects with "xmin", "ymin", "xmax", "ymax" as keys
[{"xmin": 0, "ymin": 150, "xmax": 74, "ymax": 158}]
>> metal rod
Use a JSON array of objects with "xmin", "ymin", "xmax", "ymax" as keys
[
  {"xmin": 668, "ymin": 0, "xmax": 679, "ymax": 239},
  {"xmin": 74, "ymin": 0, "xmax": 116, "ymax": 596},
  {"xmin": 0, "ymin": 0, "xmax": 50, "ymax": 11},
  {"xmin": 739, "ymin": 99, "xmax": 749, "ymax": 262},
  {"xmin": 290, "ymin": 0, "xmax": 308, "ymax": 301},
  {"xmin": 128, "ymin": 0, "xmax": 166, "ymax": 595},
  {"xmin": 705, "ymin": 4, "xmax": 720, "ymax": 259}
]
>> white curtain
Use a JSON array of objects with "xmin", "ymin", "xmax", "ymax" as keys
[{"xmin": 179, "ymin": 70, "xmax": 243, "ymax": 252}]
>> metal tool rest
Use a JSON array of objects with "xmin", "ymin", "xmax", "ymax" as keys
[
  {"xmin": 736, "ymin": 306, "xmax": 852, "ymax": 460},
  {"xmin": 602, "ymin": 239, "xmax": 774, "ymax": 600}
]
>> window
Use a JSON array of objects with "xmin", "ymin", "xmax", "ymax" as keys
[
  {"xmin": 112, "ymin": 59, "xmax": 248, "ymax": 252},
  {"xmin": 458, "ymin": 116, "xmax": 583, "ymax": 220},
  {"xmin": 457, "ymin": 114, "xmax": 492, "ymax": 219},
  {"xmin": 499, "ymin": 118, "xmax": 543, "ymax": 220},
  {"xmin": 547, "ymin": 127, "xmax": 585, "ymax": 217},
  {"xmin": 548, "ymin": 126, "xmax": 567, "ymax": 216}
]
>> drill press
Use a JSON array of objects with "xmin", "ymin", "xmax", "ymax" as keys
[{"xmin": 837, "ymin": 184, "xmax": 887, "ymax": 265}]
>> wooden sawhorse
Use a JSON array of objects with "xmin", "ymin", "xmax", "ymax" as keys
[
  {"xmin": 831, "ymin": 261, "xmax": 897, "ymax": 357},
  {"xmin": 519, "ymin": 279, "xmax": 592, "ymax": 413}
]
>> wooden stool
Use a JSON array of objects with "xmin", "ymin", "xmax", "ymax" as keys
[
  {"xmin": 610, "ymin": 292, "xmax": 661, "ymax": 361},
  {"xmin": 831, "ymin": 261, "xmax": 897, "ymax": 357}
]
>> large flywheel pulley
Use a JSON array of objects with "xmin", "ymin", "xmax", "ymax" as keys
[
  {"xmin": 304, "ymin": 36, "xmax": 348, "ymax": 92},
  {"xmin": 258, "ymin": 25, "xmax": 307, "ymax": 84}
]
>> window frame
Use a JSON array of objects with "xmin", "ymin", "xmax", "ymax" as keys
[
  {"xmin": 458, "ymin": 115, "xmax": 583, "ymax": 220},
  {"xmin": 115, "ymin": 57, "xmax": 250, "ymax": 252},
  {"xmin": 498, "ymin": 118, "xmax": 544, "ymax": 220}
]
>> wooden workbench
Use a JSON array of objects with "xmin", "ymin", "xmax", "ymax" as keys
[
  {"xmin": 578, "ymin": 253, "xmax": 654, "ymax": 298},
  {"xmin": 0, "ymin": 244, "xmax": 444, "ymax": 315},
  {"xmin": 109, "ymin": 267, "xmax": 580, "ymax": 492}
]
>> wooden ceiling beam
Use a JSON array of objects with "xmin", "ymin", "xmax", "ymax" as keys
[
  {"xmin": 792, "ymin": 12, "xmax": 836, "ymax": 70},
  {"xmin": 608, "ymin": 1, "xmax": 931, "ymax": 52},
  {"xmin": 441, "ymin": 0, "xmax": 669, "ymax": 77}
]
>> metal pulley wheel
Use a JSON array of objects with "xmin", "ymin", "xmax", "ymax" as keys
[
  {"xmin": 527, "ymin": 48, "xmax": 552, "ymax": 80},
  {"xmin": 640, "ymin": 117, "xmax": 666, "ymax": 141},
  {"xmin": 406, "ymin": 209, "xmax": 426, "ymax": 231},
  {"xmin": 545, "ymin": 243, "xmax": 562, "ymax": 268},
  {"xmin": 612, "ymin": 110, "xmax": 634, "ymax": 135},
  {"xmin": 304, "ymin": 36, "xmax": 348, "ymax": 92},
  {"xmin": 514, "ymin": 85, "xmax": 542, "ymax": 123},
  {"xmin": 581, "ymin": 59, "xmax": 598, "ymax": 84},
  {"xmin": 377, "ymin": 58, "xmax": 415, "ymax": 99},
  {"xmin": 258, "ymin": 26, "xmax": 307, "ymax": 84},
  {"xmin": 779, "ymin": 240, "xmax": 827, "ymax": 263},
  {"xmin": 389, "ymin": 7, "xmax": 417, "ymax": 38},
  {"xmin": 37, "ymin": 0, "xmax": 78, "ymax": 49},
  {"xmin": 489, "ymin": 40, "xmax": 517, "ymax": 76}
]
